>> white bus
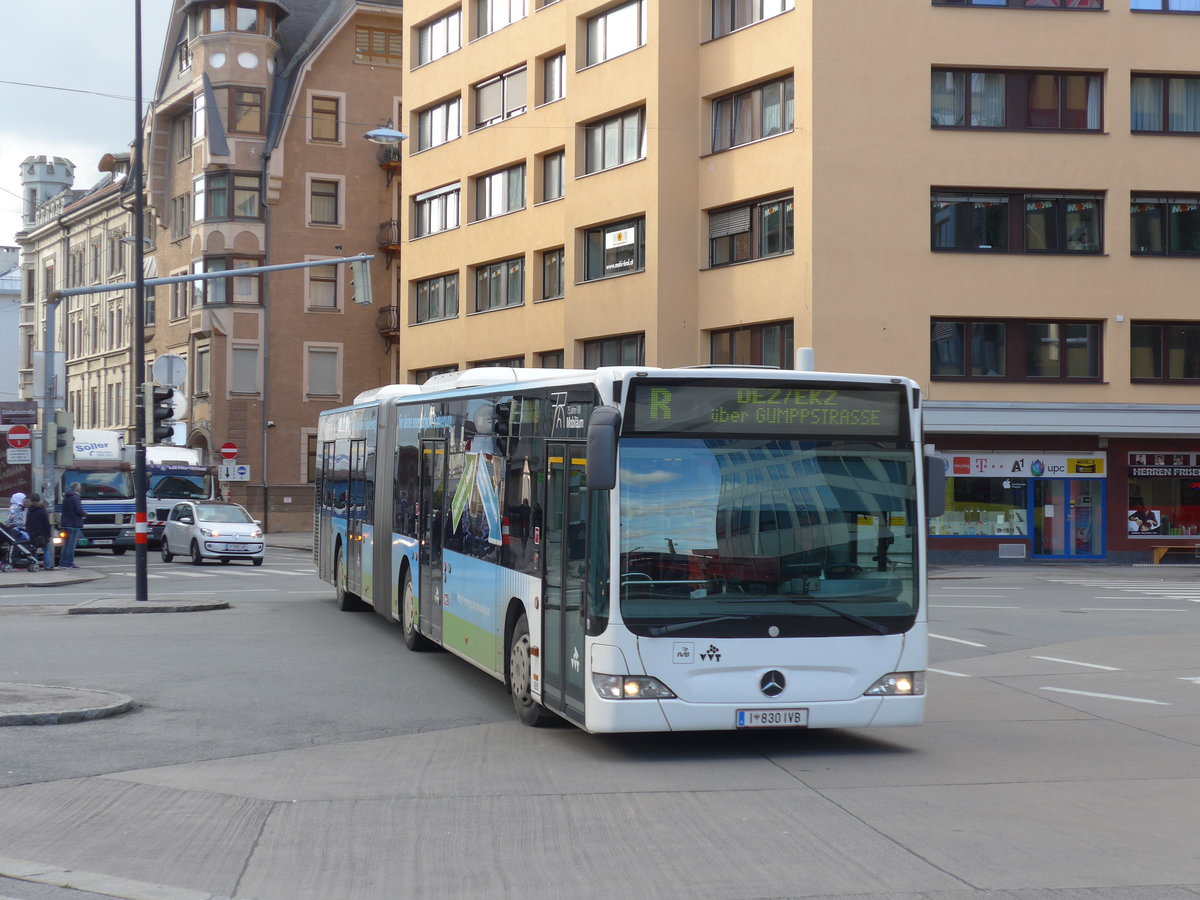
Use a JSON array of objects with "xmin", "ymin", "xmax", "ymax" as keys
[{"xmin": 315, "ymin": 366, "xmax": 943, "ymax": 733}]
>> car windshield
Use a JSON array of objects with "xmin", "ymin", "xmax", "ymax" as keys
[
  {"xmin": 148, "ymin": 471, "xmax": 212, "ymax": 500},
  {"xmin": 195, "ymin": 505, "xmax": 254, "ymax": 524},
  {"xmin": 618, "ymin": 437, "xmax": 917, "ymax": 638},
  {"xmin": 64, "ymin": 469, "xmax": 135, "ymax": 500}
]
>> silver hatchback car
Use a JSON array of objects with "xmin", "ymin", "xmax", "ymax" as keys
[{"xmin": 160, "ymin": 500, "xmax": 265, "ymax": 566}]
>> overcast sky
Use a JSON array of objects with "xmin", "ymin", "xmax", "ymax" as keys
[{"xmin": 0, "ymin": 2, "xmax": 172, "ymax": 248}]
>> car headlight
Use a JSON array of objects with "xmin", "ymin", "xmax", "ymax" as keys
[
  {"xmin": 250, "ymin": 529, "xmax": 262, "ymax": 539},
  {"xmin": 592, "ymin": 673, "xmax": 676, "ymax": 700},
  {"xmin": 864, "ymin": 672, "xmax": 925, "ymax": 696},
  {"xmin": 200, "ymin": 527, "xmax": 217, "ymax": 537}
]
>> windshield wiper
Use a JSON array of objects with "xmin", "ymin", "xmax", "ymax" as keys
[
  {"xmin": 716, "ymin": 597, "xmax": 890, "ymax": 635},
  {"xmin": 647, "ymin": 614, "xmax": 751, "ymax": 636}
]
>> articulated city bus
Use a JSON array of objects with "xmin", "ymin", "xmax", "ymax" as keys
[{"xmin": 315, "ymin": 366, "xmax": 943, "ymax": 733}]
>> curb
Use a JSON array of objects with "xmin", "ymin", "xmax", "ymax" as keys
[
  {"xmin": 0, "ymin": 855, "xmax": 236, "ymax": 899},
  {"xmin": 69, "ymin": 598, "xmax": 230, "ymax": 615},
  {"xmin": 0, "ymin": 683, "xmax": 134, "ymax": 726}
]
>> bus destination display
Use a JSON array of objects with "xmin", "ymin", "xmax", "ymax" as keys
[{"xmin": 628, "ymin": 382, "xmax": 903, "ymax": 436}]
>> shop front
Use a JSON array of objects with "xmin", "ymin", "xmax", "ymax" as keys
[{"xmin": 929, "ymin": 451, "xmax": 1106, "ymax": 561}]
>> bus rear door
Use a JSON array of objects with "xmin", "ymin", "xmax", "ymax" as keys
[{"xmin": 418, "ymin": 439, "xmax": 446, "ymax": 643}]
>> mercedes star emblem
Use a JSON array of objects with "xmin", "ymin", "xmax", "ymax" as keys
[{"xmin": 760, "ymin": 670, "xmax": 786, "ymax": 697}]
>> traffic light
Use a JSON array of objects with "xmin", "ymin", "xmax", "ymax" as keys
[
  {"xmin": 350, "ymin": 257, "xmax": 373, "ymax": 306},
  {"xmin": 143, "ymin": 382, "xmax": 175, "ymax": 444},
  {"xmin": 52, "ymin": 410, "xmax": 74, "ymax": 467}
]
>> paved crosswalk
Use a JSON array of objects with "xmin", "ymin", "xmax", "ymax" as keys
[{"xmin": 1047, "ymin": 577, "xmax": 1200, "ymax": 603}]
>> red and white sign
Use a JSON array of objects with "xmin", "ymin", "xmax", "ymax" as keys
[
  {"xmin": 220, "ymin": 441, "xmax": 239, "ymax": 460},
  {"xmin": 5, "ymin": 424, "xmax": 31, "ymax": 449}
]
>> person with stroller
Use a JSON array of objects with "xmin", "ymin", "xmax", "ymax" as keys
[
  {"xmin": 58, "ymin": 482, "xmax": 87, "ymax": 569},
  {"xmin": 25, "ymin": 494, "xmax": 54, "ymax": 570}
]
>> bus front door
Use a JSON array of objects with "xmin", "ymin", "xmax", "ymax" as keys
[
  {"xmin": 542, "ymin": 443, "xmax": 588, "ymax": 722},
  {"xmin": 346, "ymin": 439, "xmax": 366, "ymax": 597},
  {"xmin": 419, "ymin": 440, "xmax": 446, "ymax": 643}
]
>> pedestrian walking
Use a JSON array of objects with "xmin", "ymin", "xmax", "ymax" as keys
[
  {"xmin": 24, "ymin": 493, "xmax": 54, "ymax": 570},
  {"xmin": 59, "ymin": 482, "xmax": 87, "ymax": 568}
]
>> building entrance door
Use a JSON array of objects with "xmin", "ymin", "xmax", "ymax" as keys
[{"xmin": 1032, "ymin": 479, "xmax": 1104, "ymax": 559}]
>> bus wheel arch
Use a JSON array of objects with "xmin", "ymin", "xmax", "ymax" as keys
[
  {"xmin": 399, "ymin": 563, "xmax": 433, "ymax": 650},
  {"xmin": 334, "ymin": 542, "xmax": 366, "ymax": 612}
]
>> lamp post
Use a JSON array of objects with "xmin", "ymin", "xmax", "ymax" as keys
[
  {"xmin": 361, "ymin": 120, "xmax": 406, "ymax": 383},
  {"xmin": 132, "ymin": 0, "xmax": 150, "ymax": 600}
]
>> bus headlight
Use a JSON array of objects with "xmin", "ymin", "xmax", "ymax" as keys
[
  {"xmin": 592, "ymin": 674, "xmax": 676, "ymax": 700},
  {"xmin": 864, "ymin": 672, "xmax": 925, "ymax": 696}
]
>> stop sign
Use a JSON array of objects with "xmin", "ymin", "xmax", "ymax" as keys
[
  {"xmin": 220, "ymin": 441, "xmax": 239, "ymax": 460},
  {"xmin": 6, "ymin": 424, "xmax": 31, "ymax": 449}
]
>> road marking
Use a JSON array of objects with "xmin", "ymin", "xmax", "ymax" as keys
[
  {"xmin": 928, "ymin": 667, "xmax": 970, "ymax": 677},
  {"xmin": 932, "ymin": 593, "xmax": 1012, "ymax": 598},
  {"xmin": 156, "ymin": 570, "xmax": 218, "ymax": 578},
  {"xmin": 934, "ymin": 604, "xmax": 1021, "ymax": 609},
  {"xmin": 1081, "ymin": 607, "xmax": 1189, "ymax": 612},
  {"xmin": 935, "ymin": 586, "xmax": 1023, "ymax": 591},
  {"xmin": 930, "ymin": 633, "xmax": 987, "ymax": 647},
  {"xmin": 246, "ymin": 568, "xmax": 316, "ymax": 576},
  {"xmin": 1040, "ymin": 687, "xmax": 1168, "ymax": 706},
  {"xmin": 1032, "ymin": 655, "xmax": 1120, "ymax": 671}
]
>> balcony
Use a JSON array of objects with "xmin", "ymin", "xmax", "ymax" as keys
[
  {"xmin": 377, "ymin": 219, "xmax": 401, "ymax": 269},
  {"xmin": 375, "ymin": 304, "xmax": 400, "ymax": 351},
  {"xmin": 377, "ymin": 144, "xmax": 401, "ymax": 187}
]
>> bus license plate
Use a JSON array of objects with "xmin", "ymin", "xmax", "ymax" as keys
[{"xmin": 736, "ymin": 708, "xmax": 808, "ymax": 729}]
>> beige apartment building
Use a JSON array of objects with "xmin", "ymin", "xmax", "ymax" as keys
[
  {"xmin": 143, "ymin": 0, "xmax": 403, "ymax": 531},
  {"xmin": 392, "ymin": 0, "xmax": 1200, "ymax": 564}
]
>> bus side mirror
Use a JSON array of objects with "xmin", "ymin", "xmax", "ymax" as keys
[
  {"xmin": 587, "ymin": 406, "xmax": 621, "ymax": 491},
  {"xmin": 924, "ymin": 452, "xmax": 947, "ymax": 519}
]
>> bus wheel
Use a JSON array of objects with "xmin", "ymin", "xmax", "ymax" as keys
[
  {"xmin": 401, "ymin": 570, "xmax": 432, "ymax": 651},
  {"xmin": 509, "ymin": 615, "xmax": 552, "ymax": 727},
  {"xmin": 335, "ymin": 548, "xmax": 365, "ymax": 611}
]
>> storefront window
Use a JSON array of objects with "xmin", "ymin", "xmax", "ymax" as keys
[
  {"xmin": 930, "ymin": 476, "xmax": 1027, "ymax": 536},
  {"xmin": 1127, "ymin": 452, "xmax": 1200, "ymax": 536}
]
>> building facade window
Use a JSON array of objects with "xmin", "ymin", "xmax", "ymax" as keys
[
  {"xmin": 1131, "ymin": 322, "xmax": 1200, "ymax": 380},
  {"xmin": 473, "ymin": 356, "xmax": 525, "ymax": 367},
  {"xmin": 172, "ymin": 112, "xmax": 192, "ymax": 160},
  {"xmin": 171, "ymin": 193, "xmax": 191, "ymax": 240},
  {"xmin": 193, "ymin": 173, "xmax": 261, "ymax": 221},
  {"xmin": 195, "ymin": 347, "xmax": 210, "ymax": 396},
  {"xmin": 1131, "ymin": 74, "xmax": 1200, "ymax": 133},
  {"xmin": 418, "ymin": 9, "xmax": 461, "ymax": 65},
  {"xmin": 474, "ymin": 165, "xmax": 525, "ymax": 220},
  {"xmin": 708, "ymin": 194, "xmax": 794, "ymax": 266},
  {"xmin": 539, "ymin": 350, "xmax": 564, "ymax": 367},
  {"xmin": 931, "ymin": 190, "xmax": 1103, "ymax": 253},
  {"xmin": 474, "ymin": 67, "xmax": 527, "ymax": 128},
  {"xmin": 932, "ymin": 69, "xmax": 1102, "ymax": 130},
  {"xmin": 414, "ymin": 273, "xmax": 459, "ymax": 323},
  {"xmin": 712, "ymin": 75, "xmax": 794, "ymax": 151},
  {"xmin": 543, "ymin": 52, "xmax": 566, "ymax": 104},
  {"xmin": 1133, "ymin": 0, "xmax": 1200, "ymax": 9},
  {"xmin": 474, "ymin": 257, "xmax": 524, "ymax": 311},
  {"xmin": 541, "ymin": 247, "xmax": 564, "ymax": 299},
  {"xmin": 355, "ymin": 26, "xmax": 403, "ymax": 65},
  {"xmin": 932, "ymin": 0, "xmax": 1101, "ymax": 7},
  {"xmin": 108, "ymin": 230, "xmax": 126, "ymax": 275},
  {"xmin": 584, "ymin": 217, "xmax": 645, "ymax": 280},
  {"xmin": 476, "ymin": 0, "xmax": 526, "ymax": 38},
  {"xmin": 417, "ymin": 97, "xmax": 461, "ymax": 150},
  {"xmin": 170, "ymin": 277, "xmax": 188, "ymax": 320},
  {"xmin": 541, "ymin": 151, "xmax": 564, "ymax": 201},
  {"xmin": 232, "ymin": 345, "xmax": 260, "ymax": 393},
  {"xmin": 584, "ymin": 107, "xmax": 645, "ymax": 173},
  {"xmin": 415, "ymin": 365, "xmax": 458, "ymax": 384},
  {"xmin": 193, "ymin": 90, "xmax": 206, "ymax": 141},
  {"xmin": 310, "ymin": 96, "xmax": 340, "ymax": 142},
  {"xmin": 228, "ymin": 88, "xmax": 264, "ymax": 133},
  {"xmin": 307, "ymin": 262, "xmax": 339, "ymax": 309},
  {"xmin": 584, "ymin": 333, "xmax": 645, "ymax": 367},
  {"xmin": 931, "ymin": 318, "xmax": 1102, "ymax": 380},
  {"xmin": 712, "ymin": 0, "xmax": 794, "ymax": 37},
  {"xmin": 309, "ymin": 178, "xmax": 341, "ymax": 225},
  {"xmin": 1131, "ymin": 195, "xmax": 1200, "ymax": 255},
  {"xmin": 710, "ymin": 320, "xmax": 794, "ymax": 368},
  {"xmin": 586, "ymin": 0, "xmax": 647, "ymax": 66},
  {"xmin": 414, "ymin": 184, "xmax": 461, "ymax": 237},
  {"xmin": 306, "ymin": 345, "xmax": 341, "ymax": 397}
]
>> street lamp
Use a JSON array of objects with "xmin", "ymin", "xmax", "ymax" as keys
[{"xmin": 362, "ymin": 119, "xmax": 408, "ymax": 145}]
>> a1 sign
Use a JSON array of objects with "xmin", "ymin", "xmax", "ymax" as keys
[
  {"xmin": 5, "ymin": 424, "xmax": 32, "ymax": 449},
  {"xmin": 220, "ymin": 441, "xmax": 239, "ymax": 461}
]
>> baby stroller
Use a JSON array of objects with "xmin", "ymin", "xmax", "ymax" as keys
[{"xmin": 0, "ymin": 521, "xmax": 42, "ymax": 573}]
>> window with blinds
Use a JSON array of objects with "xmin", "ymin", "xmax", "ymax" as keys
[{"xmin": 355, "ymin": 27, "xmax": 403, "ymax": 66}]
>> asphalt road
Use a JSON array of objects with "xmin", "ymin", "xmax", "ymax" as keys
[{"xmin": 0, "ymin": 561, "xmax": 1197, "ymax": 899}]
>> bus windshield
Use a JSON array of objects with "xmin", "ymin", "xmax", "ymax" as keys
[
  {"xmin": 618, "ymin": 437, "xmax": 917, "ymax": 638},
  {"xmin": 63, "ymin": 469, "xmax": 135, "ymax": 500}
]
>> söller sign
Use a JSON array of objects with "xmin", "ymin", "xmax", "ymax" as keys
[{"xmin": 626, "ymin": 382, "xmax": 904, "ymax": 436}]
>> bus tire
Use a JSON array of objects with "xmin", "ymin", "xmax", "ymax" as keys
[
  {"xmin": 401, "ymin": 570, "xmax": 433, "ymax": 651},
  {"xmin": 509, "ymin": 614, "xmax": 552, "ymax": 727},
  {"xmin": 335, "ymin": 548, "xmax": 366, "ymax": 611}
]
